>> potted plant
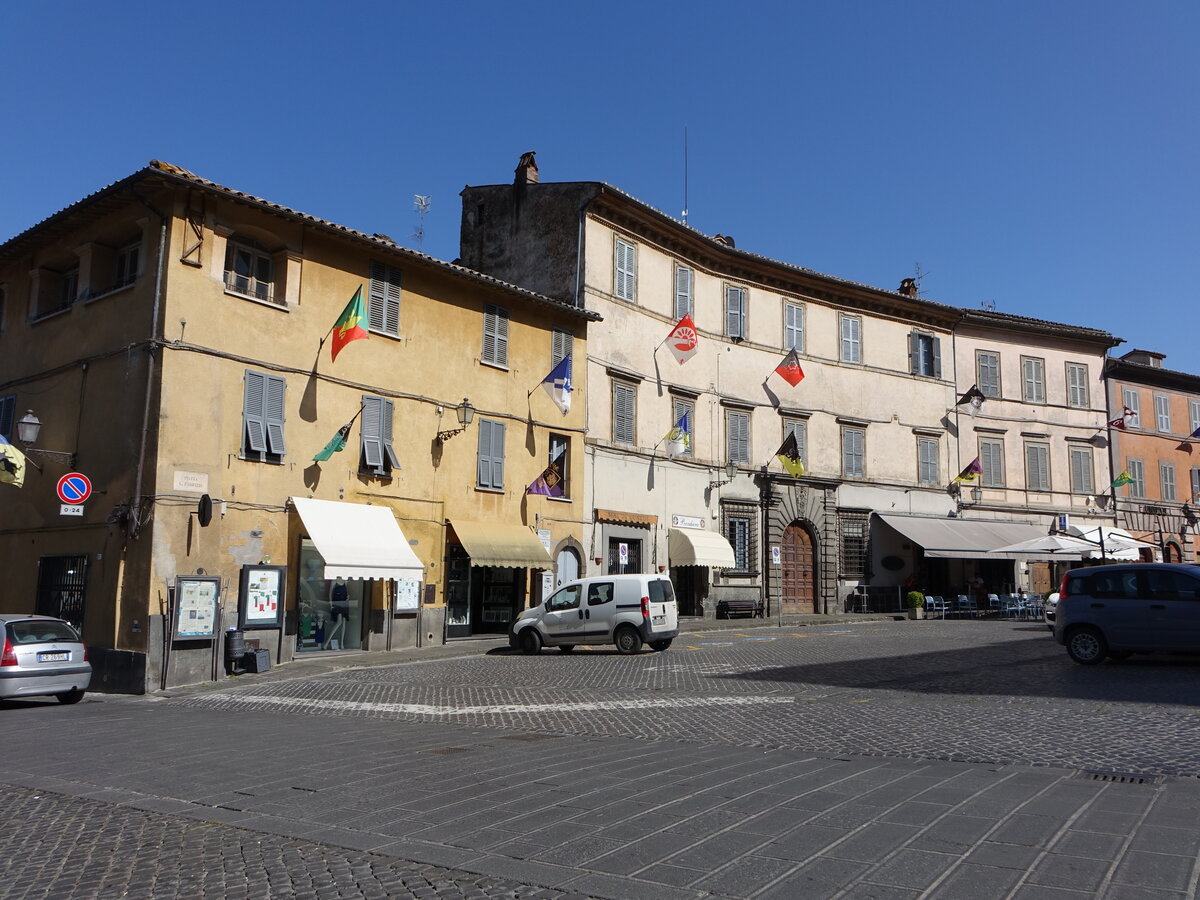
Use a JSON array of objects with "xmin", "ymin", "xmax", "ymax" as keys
[{"xmin": 906, "ymin": 591, "xmax": 926, "ymax": 620}]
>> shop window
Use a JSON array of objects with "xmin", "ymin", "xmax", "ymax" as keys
[
  {"xmin": 368, "ymin": 260, "xmax": 402, "ymax": 336},
  {"xmin": 242, "ymin": 370, "xmax": 286, "ymax": 462},
  {"xmin": 607, "ymin": 537, "xmax": 642, "ymax": 573},
  {"xmin": 360, "ymin": 395, "xmax": 400, "ymax": 477}
]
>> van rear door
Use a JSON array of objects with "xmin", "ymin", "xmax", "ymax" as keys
[{"xmin": 646, "ymin": 579, "xmax": 678, "ymax": 633}]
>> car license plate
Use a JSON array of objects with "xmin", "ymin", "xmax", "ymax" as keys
[
  {"xmin": 652, "ymin": 615, "xmax": 666, "ymax": 626},
  {"xmin": 39, "ymin": 652, "xmax": 69, "ymax": 662}
]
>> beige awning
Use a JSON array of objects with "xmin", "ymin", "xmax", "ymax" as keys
[
  {"xmin": 291, "ymin": 497, "xmax": 424, "ymax": 581},
  {"xmin": 668, "ymin": 528, "xmax": 736, "ymax": 568},
  {"xmin": 595, "ymin": 508, "xmax": 658, "ymax": 527},
  {"xmin": 876, "ymin": 514, "xmax": 1045, "ymax": 560},
  {"xmin": 450, "ymin": 520, "xmax": 553, "ymax": 568}
]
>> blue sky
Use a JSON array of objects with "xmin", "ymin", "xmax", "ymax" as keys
[{"xmin": 4, "ymin": 2, "xmax": 1195, "ymax": 372}]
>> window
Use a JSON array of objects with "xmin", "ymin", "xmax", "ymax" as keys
[
  {"xmin": 1190, "ymin": 400, "xmax": 1200, "ymax": 437},
  {"xmin": 224, "ymin": 235, "xmax": 274, "ymax": 304},
  {"xmin": 0, "ymin": 394, "xmax": 14, "ymax": 439},
  {"xmin": 1021, "ymin": 357, "xmax": 1046, "ymax": 404},
  {"xmin": 783, "ymin": 418, "xmax": 807, "ymax": 467},
  {"xmin": 976, "ymin": 351, "xmax": 1001, "ymax": 398},
  {"xmin": 482, "ymin": 304, "xmax": 509, "ymax": 367},
  {"xmin": 242, "ymin": 370, "xmax": 286, "ymax": 462},
  {"xmin": 726, "ymin": 409, "xmax": 750, "ymax": 464},
  {"xmin": 784, "ymin": 302, "xmax": 805, "ymax": 352},
  {"xmin": 979, "ymin": 438, "xmax": 1005, "ymax": 488},
  {"xmin": 842, "ymin": 426, "xmax": 865, "ymax": 478},
  {"xmin": 1024, "ymin": 442, "xmax": 1050, "ymax": 491},
  {"xmin": 840, "ymin": 515, "xmax": 868, "ymax": 578},
  {"xmin": 917, "ymin": 437, "xmax": 939, "ymax": 485},
  {"xmin": 368, "ymin": 260, "xmax": 402, "ymax": 336},
  {"xmin": 360, "ymin": 396, "xmax": 400, "ymax": 477},
  {"xmin": 612, "ymin": 381, "xmax": 636, "ymax": 444},
  {"xmin": 725, "ymin": 285, "xmax": 746, "ymax": 339},
  {"xmin": 549, "ymin": 432, "xmax": 570, "ymax": 497},
  {"xmin": 1069, "ymin": 445, "xmax": 1094, "ymax": 494},
  {"xmin": 1161, "ymin": 463, "xmax": 1176, "ymax": 501},
  {"xmin": 61, "ymin": 268, "xmax": 79, "ymax": 308},
  {"xmin": 551, "ymin": 328, "xmax": 573, "ymax": 366},
  {"xmin": 615, "ymin": 238, "xmax": 637, "ymax": 302},
  {"xmin": 1066, "ymin": 363, "xmax": 1089, "ymax": 408},
  {"xmin": 1123, "ymin": 388, "xmax": 1141, "ymax": 428},
  {"xmin": 840, "ymin": 315, "xmax": 862, "ymax": 363},
  {"xmin": 1127, "ymin": 458, "xmax": 1145, "ymax": 498},
  {"xmin": 113, "ymin": 242, "xmax": 140, "ymax": 290},
  {"xmin": 674, "ymin": 265, "xmax": 693, "ymax": 319},
  {"xmin": 476, "ymin": 418, "xmax": 506, "ymax": 489},
  {"xmin": 722, "ymin": 503, "xmax": 757, "ymax": 574},
  {"xmin": 1191, "ymin": 467, "xmax": 1200, "ymax": 503},
  {"xmin": 672, "ymin": 396, "xmax": 695, "ymax": 457},
  {"xmin": 909, "ymin": 332, "xmax": 941, "ymax": 378},
  {"xmin": 1155, "ymin": 394, "xmax": 1172, "ymax": 433}
]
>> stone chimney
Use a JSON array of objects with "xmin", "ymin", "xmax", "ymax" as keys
[
  {"xmin": 898, "ymin": 278, "xmax": 918, "ymax": 298},
  {"xmin": 713, "ymin": 234, "xmax": 736, "ymax": 248},
  {"xmin": 515, "ymin": 151, "xmax": 538, "ymax": 185}
]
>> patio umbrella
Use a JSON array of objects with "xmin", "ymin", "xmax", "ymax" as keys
[{"xmin": 990, "ymin": 534, "xmax": 1094, "ymax": 559}]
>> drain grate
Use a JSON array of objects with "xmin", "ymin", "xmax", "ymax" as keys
[
  {"xmin": 423, "ymin": 746, "xmax": 473, "ymax": 755},
  {"xmin": 500, "ymin": 734, "xmax": 558, "ymax": 742},
  {"xmin": 1076, "ymin": 770, "xmax": 1164, "ymax": 786}
]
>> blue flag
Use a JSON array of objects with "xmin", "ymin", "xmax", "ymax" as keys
[
  {"xmin": 1189, "ymin": 424, "xmax": 1200, "ymax": 440},
  {"xmin": 665, "ymin": 410, "xmax": 691, "ymax": 457},
  {"xmin": 541, "ymin": 355, "xmax": 572, "ymax": 415}
]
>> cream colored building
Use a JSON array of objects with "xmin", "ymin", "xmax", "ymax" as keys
[{"xmin": 0, "ymin": 160, "xmax": 596, "ymax": 691}]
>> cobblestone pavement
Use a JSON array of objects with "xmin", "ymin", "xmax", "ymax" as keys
[{"xmin": 3, "ymin": 619, "xmax": 1200, "ymax": 899}]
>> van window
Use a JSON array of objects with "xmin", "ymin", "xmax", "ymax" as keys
[
  {"xmin": 1145, "ymin": 570, "xmax": 1200, "ymax": 601},
  {"xmin": 1086, "ymin": 570, "xmax": 1140, "ymax": 600},
  {"xmin": 587, "ymin": 583, "xmax": 615, "ymax": 606},
  {"xmin": 547, "ymin": 585, "xmax": 581, "ymax": 611},
  {"xmin": 647, "ymin": 580, "xmax": 675, "ymax": 604}
]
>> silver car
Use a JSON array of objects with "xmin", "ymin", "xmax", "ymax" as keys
[{"xmin": 0, "ymin": 614, "xmax": 92, "ymax": 703}]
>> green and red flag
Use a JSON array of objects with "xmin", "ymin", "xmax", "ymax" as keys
[{"xmin": 330, "ymin": 285, "xmax": 368, "ymax": 362}]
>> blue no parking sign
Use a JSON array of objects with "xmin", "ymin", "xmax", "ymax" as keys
[{"xmin": 56, "ymin": 472, "xmax": 92, "ymax": 504}]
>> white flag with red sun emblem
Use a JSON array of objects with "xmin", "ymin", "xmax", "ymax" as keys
[{"xmin": 666, "ymin": 314, "xmax": 699, "ymax": 365}]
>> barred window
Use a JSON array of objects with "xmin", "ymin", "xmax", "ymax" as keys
[
  {"xmin": 721, "ymin": 503, "xmax": 758, "ymax": 575},
  {"xmin": 840, "ymin": 514, "xmax": 868, "ymax": 578}
]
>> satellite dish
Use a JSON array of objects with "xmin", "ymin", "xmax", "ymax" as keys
[{"xmin": 197, "ymin": 494, "xmax": 213, "ymax": 527}]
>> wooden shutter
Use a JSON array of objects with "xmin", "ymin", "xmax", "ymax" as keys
[
  {"xmin": 932, "ymin": 337, "xmax": 942, "ymax": 378},
  {"xmin": 1026, "ymin": 444, "xmax": 1048, "ymax": 490},
  {"xmin": 368, "ymin": 261, "xmax": 402, "ymax": 335},
  {"xmin": 907, "ymin": 332, "xmax": 919, "ymax": 374},
  {"xmin": 843, "ymin": 428, "xmax": 864, "ymax": 476},
  {"xmin": 381, "ymin": 398, "xmax": 400, "ymax": 469},
  {"xmin": 725, "ymin": 286, "xmax": 744, "ymax": 338},
  {"xmin": 841, "ymin": 317, "xmax": 860, "ymax": 362},
  {"xmin": 476, "ymin": 419, "xmax": 505, "ymax": 488},
  {"xmin": 1123, "ymin": 389, "xmax": 1140, "ymax": 427},
  {"xmin": 785, "ymin": 304, "xmax": 804, "ymax": 351},
  {"xmin": 919, "ymin": 438, "xmax": 938, "ymax": 483},
  {"xmin": 264, "ymin": 375, "xmax": 286, "ymax": 455},
  {"xmin": 978, "ymin": 353, "xmax": 1000, "ymax": 398},
  {"xmin": 728, "ymin": 411, "xmax": 749, "ymax": 463},
  {"xmin": 483, "ymin": 305, "xmax": 509, "ymax": 366},
  {"xmin": 786, "ymin": 420, "xmax": 807, "ymax": 463},
  {"xmin": 242, "ymin": 371, "xmax": 267, "ymax": 453},
  {"xmin": 613, "ymin": 383, "xmax": 635, "ymax": 444},
  {"xmin": 551, "ymin": 329, "xmax": 572, "ymax": 366},
  {"xmin": 980, "ymin": 440, "xmax": 1003, "ymax": 487},
  {"xmin": 361, "ymin": 396, "xmax": 383, "ymax": 469},
  {"xmin": 674, "ymin": 266, "xmax": 692, "ymax": 319}
]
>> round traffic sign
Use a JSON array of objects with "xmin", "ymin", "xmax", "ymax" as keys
[{"xmin": 57, "ymin": 472, "xmax": 92, "ymax": 504}]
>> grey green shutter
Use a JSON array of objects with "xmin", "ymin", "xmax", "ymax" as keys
[
  {"xmin": 483, "ymin": 304, "xmax": 509, "ymax": 366},
  {"xmin": 243, "ymin": 371, "xmax": 267, "ymax": 453},
  {"xmin": 1067, "ymin": 365, "xmax": 1088, "ymax": 407},
  {"xmin": 918, "ymin": 438, "xmax": 938, "ymax": 484},
  {"xmin": 785, "ymin": 419, "xmax": 807, "ymax": 463},
  {"xmin": 931, "ymin": 337, "xmax": 942, "ymax": 378},
  {"xmin": 613, "ymin": 383, "xmax": 635, "ymax": 444},
  {"xmin": 674, "ymin": 266, "xmax": 693, "ymax": 319},
  {"xmin": 980, "ymin": 439, "xmax": 1004, "ymax": 487},
  {"xmin": 1026, "ymin": 444, "xmax": 1049, "ymax": 491},
  {"xmin": 841, "ymin": 316, "xmax": 861, "ymax": 363},
  {"xmin": 361, "ymin": 396, "xmax": 383, "ymax": 469},
  {"xmin": 978, "ymin": 353, "xmax": 1000, "ymax": 398},
  {"xmin": 476, "ymin": 419, "xmax": 505, "ymax": 488},
  {"xmin": 368, "ymin": 261, "xmax": 402, "ymax": 335},
  {"xmin": 381, "ymin": 398, "xmax": 400, "ymax": 469},
  {"xmin": 264, "ymin": 375, "xmax": 286, "ymax": 454},
  {"xmin": 843, "ymin": 427, "xmax": 864, "ymax": 476},
  {"xmin": 727, "ymin": 411, "xmax": 749, "ymax": 463},
  {"xmin": 725, "ymin": 286, "xmax": 745, "ymax": 339},
  {"xmin": 907, "ymin": 332, "xmax": 919, "ymax": 374},
  {"xmin": 672, "ymin": 398, "xmax": 695, "ymax": 456}
]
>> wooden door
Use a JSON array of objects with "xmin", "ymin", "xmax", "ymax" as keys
[{"xmin": 781, "ymin": 522, "xmax": 816, "ymax": 613}]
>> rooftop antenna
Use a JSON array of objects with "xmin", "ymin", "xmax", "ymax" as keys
[
  {"xmin": 682, "ymin": 126, "xmax": 689, "ymax": 226},
  {"xmin": 412, "ymin": 194, "xmax": 431, "ymax": 250},
  {"xmin": 913, "ymin": 261, "xmax": 931, "ymax": 297},
  {"xmin": 981, "ymin": 299, "xmax": 996, "ymax": 311}
]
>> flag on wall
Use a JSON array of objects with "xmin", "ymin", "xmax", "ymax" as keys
[
  {"xmin": 953, "ymin": 457, "xmax": 983, "ymax": 483},
  {"xmin": 1111, "ymin": 471, "xmax": 1134, "ymax": 488},
  {"xmin": 540, "ymin": 355, "xmax": 573, "ymax": 415},
  {"xmin": 330, "ymin": 285, "xmax": 369, "ymax": 362},
  {"xmin": 775, "ymin": 432, "xmax": 806, "ymax": 477},
  {"xmin": 1183, "ymin": 503, "xmax": 1198, "ymax": 526},
  {"xmin": 1188, "ymin": 424, "xmax": 1200, "ymax": 440},
  {"xmin": 666, "ymin": 314, "xmax": 699, "ymax": 365},
  {"xmin": 664, "ymin": 410, "xmax": 691, "ymax": 458},
  {"xmin": 956, "ymin": 385, "xmax": 986, "ymax": 407},
  {"xmin": 526, "ymin": 451, "xmax": 565, "ymax": 497},
  {"xmin": 313, "ymin": 422, "xmax": 354, "ymax": 462},
  {"xmin": 0, "ymin": 434, "xmax": 26, "ymax": 488},
  {"xmin": 774, "ymin": 348, "xmax": 805, "ymax": 387},
  {"xmin": 1107, "ymin": 414, "xmax": 1128, "ymax": 430}
]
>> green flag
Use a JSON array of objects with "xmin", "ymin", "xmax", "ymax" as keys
[
  {"xmin": 1111, "ymin": 471, "xmax": 1134, "ymax": 488},
  {"xmin": 313, "ymin": 422, "xmax": 353, "ymax": 462}
]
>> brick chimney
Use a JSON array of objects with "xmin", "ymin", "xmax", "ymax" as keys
[
  {"xmin": 515, "ymin": 151, "xmax": 538, "ymax": 185},
  {"xmin": 898, "ymin": 278, "xmax": 918, "ymax": 297}
]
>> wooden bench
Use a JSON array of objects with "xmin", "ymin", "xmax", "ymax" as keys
[{"xmin": 716, "ymin": 597, "xmax": 764, "ymax": 619}]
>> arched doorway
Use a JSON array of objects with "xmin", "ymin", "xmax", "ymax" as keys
[
  {"xmin": 1163, "ymin": 542, "xmax": 1181, "ymax": 564},
  {"xmin": 781, "ymin": 521, "xmax": 817, "ymax": 613},
  {"xmin": 556, "ymin": 547, "xmax": 580, "ymax": 588}
]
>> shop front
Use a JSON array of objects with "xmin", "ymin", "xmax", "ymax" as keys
[
  {"xmin": 667, "ymin": 519, "xmax": 735, "ymax": 616},
  {"xmin": 445, "ymin": 520, "xmax": 553, "ymax": 639},
  {"xmin": 291, "ymin": 498, "xmax": 424, "ymax": 654}
]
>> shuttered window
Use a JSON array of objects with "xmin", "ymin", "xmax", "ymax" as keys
[
  {"xmin": 840, "ymin": 315, "xmax": 862, "ymax": 363},
  {"xmin": 842, "ymin": 426, "xmax": 865, "ymax": 477},
  {"xmin": 360, "ymin": 396, "xmax": 400, "ymax": 476},
  {"xmin": 726, "ymin": 410, "xmax": 750, "ymax": 464},
  {"xmin": 1066, "ymin": 363, "xmax": 1089, "ymax": 408},
  {"xmin": 979, "ymin": 438, "xmax": 1005, "ymax": 488},
  {"xmin": 976, "ymin": 351, "xmax": 1001, "ymax": 398},
  {"xmin": 1123, "ymin": 388, "xmax": 1141, "ymax": 428},
  {"xmin": 476, "ymin": 418, "xmax": 506, "ymax": 489},
  {"xmin": 242, "ymin": 370, "xmax": 286, "ymax": 461},
  {"xmin": 917, "ymin": 437, "xmax": 939, "ymax": 485},
  {"xmin": 1160, "ymin": 463, "xmax": 1177, "ymax": 501},
  {"xmin": 1069, "ymin": 445, "xmax": 1094, "ymax": 494},
  {"xmin": 482, "ymin": 304, "xmax": 509, "ymax": 367},
  {"xmin": 368, "ymin": 261, "xmax": 402, "ymax": 336},
  {"xmin": 1155, "ymin": 394, "xmax": 1172, "ymax": 433},
  {"xmin": 1191, "ymin": 467, "xmax": 1200, "ymax": 503},
  {"xmin": 0, "ymin": 393, "xmax": 14, "ymax": 440},
  {"xmin": 1191, "ymin": 400, "xmax": 1200, "ymax": 437},
  {"xmin": 908, "ymin": 332, "xmax": 941, "ymax": 378},
  {"xmin": 612, "ymin": 381, "xmax": 636, "ymax": 444},
  {"xmin": 784, "ymin": 418, "xmax": 807, "ymax": 466},
  {"xmin": 1128, "ymin": 458, "xmax": 1145, "ymax": 498},
  {"xmin": 1024, "ymin": 442, "xmax": 1050, "ymax": 491},
  {"xmin": 785, "ymin": 303, "xmax": 805, "ymax": 352},
  {"xmin": 672, "ymin": 396, "xmax": 695, "ymax": 457},
  {"xmin": 1021, "ymin": 357, "xmax": 1046, "ymax": 403},
  {"xmin": 674, "ymin": 265, "xmax": 693, "ymax": 319},
  {"xmin": 551, "ymin": 328, "xmax": 573, "ymax": 366},
  {"xmin": 725, "ymin": 285, "xmax": 746, "ymax": 339},
  {"xmin": 614, "ymin": 238, "xmax": 637, "ymax": 302}
]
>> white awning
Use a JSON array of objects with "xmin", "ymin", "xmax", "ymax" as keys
[
  {"xmin": 450, "ymin": 520, "xmax": 553, "ymax": 568},
  {"xmin": 876, "ymin": 514, "xmax": 1045, "ymax": 559},
  {"xmin": 292, "ymin": 497, "xmax": 424, "ymax": 581},
  {"xmin": 668, "ymin": 528, "xmax": 736, "ymax": 568}
]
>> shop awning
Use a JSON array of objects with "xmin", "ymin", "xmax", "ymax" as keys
[
  {"xmin": 292, "ymin": 497, "xmax": 424, "ymax": 581},
  {"xmin": 450, "ymin": 520, "xmax": 553, "ymax": 568},
  {"xmin": 876, "ymin": 514, "xmax": 1045, "ymax": 560},
  {"xmin": 668, "ymin": 528, "xmax": 736, "ymax": 568}
]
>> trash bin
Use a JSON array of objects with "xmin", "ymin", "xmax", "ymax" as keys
[{"xmin": 225, "ymin": 629, "xmax": 245, "ymax": 675}]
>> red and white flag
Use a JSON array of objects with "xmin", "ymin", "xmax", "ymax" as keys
[
  {"xmin": 774, "ymin": 348, "xmax": 805, "ymax": 387},
  {"xmin": 666, "ymin": 314, "xmax": 699, "ymax": 365}
]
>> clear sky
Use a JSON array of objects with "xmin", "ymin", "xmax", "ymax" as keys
[{"xmin": 3, "ymin": 2, "xmax": 1195, "ymax": 373}]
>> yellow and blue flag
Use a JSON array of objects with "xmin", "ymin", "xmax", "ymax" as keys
[{"xmin": 0, "ymin": 434, "xmax": 26, "ymax": 488}]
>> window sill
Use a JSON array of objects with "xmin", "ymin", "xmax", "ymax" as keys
[
  {"xmin": 225, "ymin": 288, "xmax": 287, "ymax": 310},
  {"xmin": 545, "ymin": 495, "xmax": 573, "ymax": 503},
  {"xmin": 475, "ymin": 485, "xmax": 505, "ymax": 494},
  {"xmin": 29, "ymin": 305, "xmax": 73, "ymax": 324},
  {"xmin": 83, "ymin": 280, "xmax": 137, "ymax": 305},
  {"xmin": 480, "ymin": 359, "xmax": 509, "ymax": 372}
]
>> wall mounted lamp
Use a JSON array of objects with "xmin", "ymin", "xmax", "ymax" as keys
[
  {"xmin": 708, "ymin": 460, "xmax": 738, "ymax": 490},
  {"xmin": 436, "ymin": 398, "xmax": 475, "ymax": 443},
  {"xmin": 15, "ymin": 409, "xmax": 76, "ymax": 470}
]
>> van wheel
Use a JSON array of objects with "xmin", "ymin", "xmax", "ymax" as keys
[
  {"xmin": 1065, "ymin": 626, "xmax": 1107, "ymax": 665},
  {"xmin": 614, "ymin": 626, "xmax": 643, "ymax": 655},
  {"xmin": 649, "ymin": 639, "xmax": 673, "ymax": 652},
  {"xmin": 558, "ymin": 645, "xmax": 575, "ymax": 654},
  {"xmin": 518, "ymin": 629, "xmax": 542, "ymax": 655},
  {"xmin": 57, "ymin": 689, "xmax": 85, "ymax": 705}
]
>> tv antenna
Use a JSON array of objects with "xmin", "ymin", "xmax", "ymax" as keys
[
  {"xmin": 912, "ymin": 262, "xmax": 931, "ymax": 296},
  {"xmin": 412, "ymin": 195, "xmax": 431, "ymax": 250},
  {"xmin": 682, "ymin": 125, "xmax": 689, "ymax": 226},
  {"xmin": 981, "ymin": 299, "xmax": 996, "ymax": 312}
]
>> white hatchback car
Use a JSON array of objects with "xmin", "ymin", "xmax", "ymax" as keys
[{"xmin": 0, "ymin": 614, "xmax": 92, "ymax": 704}]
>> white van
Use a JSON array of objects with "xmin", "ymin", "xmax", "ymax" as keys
[{"xmin": 508, "ymin": 574, "xmax": 679, "ymax": 655}]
